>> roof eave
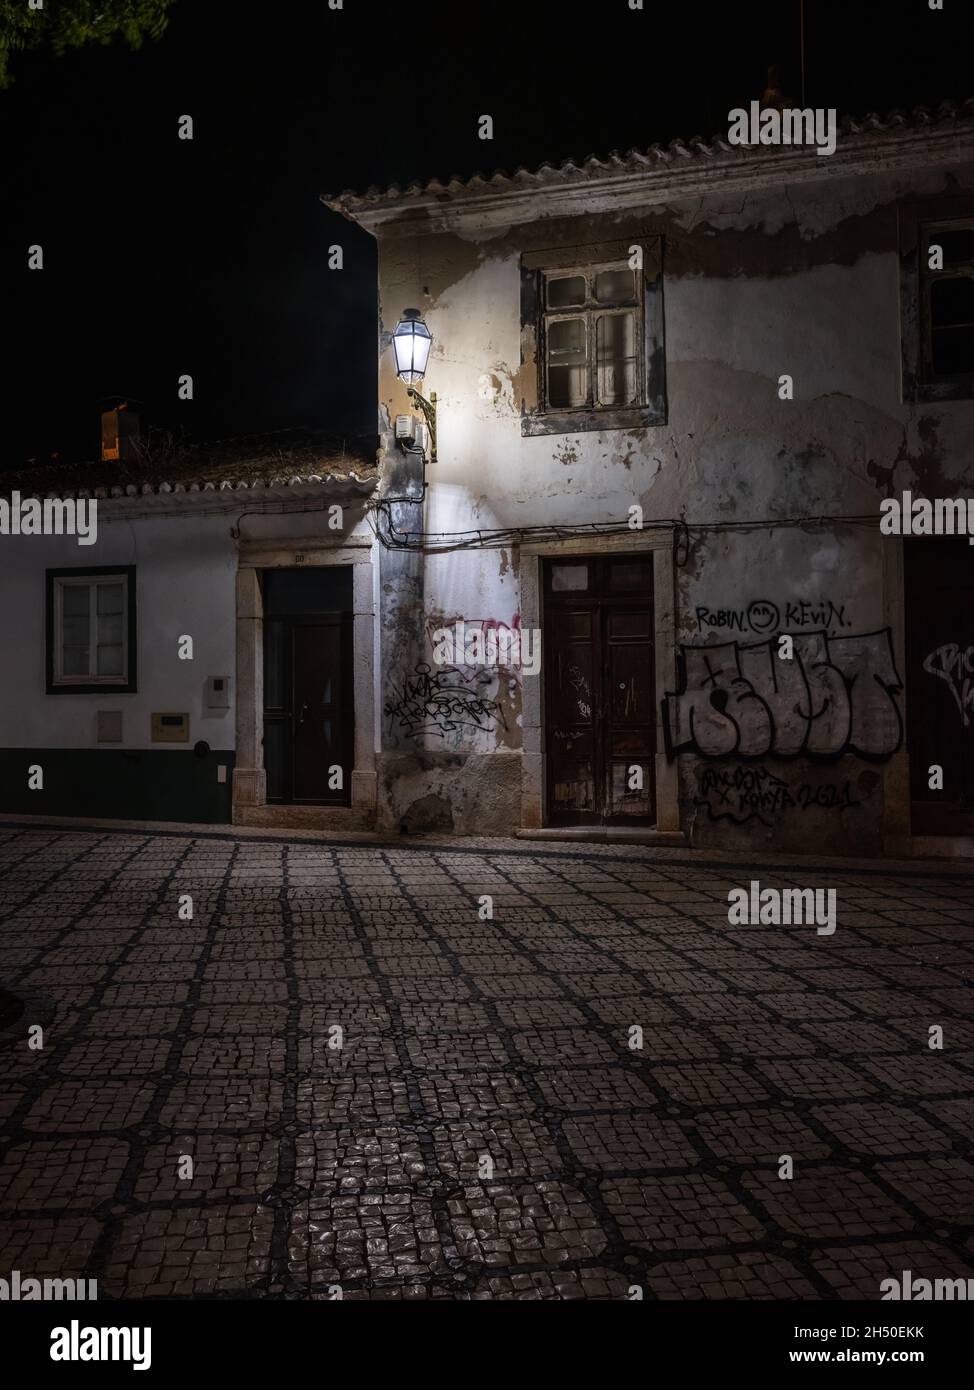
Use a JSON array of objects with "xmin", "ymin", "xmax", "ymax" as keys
[{"xmin": 323, "ymin": 114, "xmax": 974, "ymax": 236}]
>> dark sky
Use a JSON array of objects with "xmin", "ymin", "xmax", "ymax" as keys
[{"xmin": 4, "ymin": 0, "xmax": 971, "ymax": 463}]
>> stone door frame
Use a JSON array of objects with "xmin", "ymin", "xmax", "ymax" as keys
[
  {"xmin": 232, "ymin": 538, "xmax": 377, "ymax": 828},
  {"xmin": 518, "ymin": 530, "xmax": 679, "ymax": 833}
]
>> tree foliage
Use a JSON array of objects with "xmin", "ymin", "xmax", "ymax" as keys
[{"xmin": 0, "ymin": 0, "xmax": 176, "ymax": 89}]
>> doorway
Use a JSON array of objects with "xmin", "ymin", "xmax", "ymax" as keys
[
  {"xmin": 543, "ymin": 553, "xmax": 656, "ymax": 826},
  {"xmin": 262, "ymin": 567, "xmax": 353, "ymax": 806},
  {"xmin": 905, "ymin": 537, "xmax": 974, "ymax": 835}
]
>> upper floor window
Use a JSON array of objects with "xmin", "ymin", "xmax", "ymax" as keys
[
  {"xmin": 46, "ymin": 566, "xmax": 137, "ymax": 694},
  {"xmin": 901, "ymin": 199, "xmax": 974, "ymax": 403},
  {"xmin": 543, "ymin": 264, "xmax": 642, "ymax": 410},
  {"xmin": 520, "ymin": 237, "xmax": 666, "ymax": 435},
  {"xmin": 923, "ymin": 221, "xmax": 974, "ymax": 381}
]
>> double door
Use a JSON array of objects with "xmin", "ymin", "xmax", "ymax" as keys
[{"xmin": 543, "ymin": 554, "xmax": 656, "ymax": 825}]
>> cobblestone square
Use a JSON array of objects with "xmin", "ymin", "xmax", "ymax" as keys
[{"xmin": 1, "ymin": 827, "xmax": 973, "ymax": 1300}]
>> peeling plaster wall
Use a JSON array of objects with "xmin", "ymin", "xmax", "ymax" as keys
[{"xmin": 373, "ymin": 158, "xmax": 974, "ymax": 849}]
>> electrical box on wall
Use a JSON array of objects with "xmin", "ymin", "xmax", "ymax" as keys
[
  {"xmin": 395, "ymin": 415, "xmax": 427, "ymax": 453},
  {"xmin": 151, "ymin": 712, "xmax": 189, "ymax": 743},
  {"xmin": 207, "ymin": 676, "xmax": 230, "ymax": 711}
]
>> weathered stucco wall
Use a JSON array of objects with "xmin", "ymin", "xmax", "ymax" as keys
[{"xmin": 372, "ymin": 157, "xmax": 974, "ymax": 850}]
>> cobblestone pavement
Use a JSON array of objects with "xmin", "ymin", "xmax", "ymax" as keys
[{"xmin": 1, "ymin": 826, "xmax": 973, "ymax": 1300}]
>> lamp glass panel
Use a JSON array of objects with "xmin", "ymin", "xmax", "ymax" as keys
[{"xmin": 410, "ymin": 330, "xmax": 432, "ymax": 377}]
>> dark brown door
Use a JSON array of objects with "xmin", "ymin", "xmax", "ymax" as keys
[
  {"xmin": 262, "ymin": 569, "xmax": 353, "ymax": 806},
  {"xmin": 543, "ymin": 555, "xmax": 656, "ymax": 826},
  {"xmin": 905, "ymin": 537, "xmax": 974, "ymax": 834}
]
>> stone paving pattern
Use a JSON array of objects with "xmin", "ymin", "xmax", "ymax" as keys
[{"xmin": 0, "ymin": 827, "xmax": 972, "ymax": 1300}]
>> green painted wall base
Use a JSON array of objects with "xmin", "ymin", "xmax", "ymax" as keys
[{"xmin": 0, "ymin": 749, "xmax": 234, "ymax": 824}]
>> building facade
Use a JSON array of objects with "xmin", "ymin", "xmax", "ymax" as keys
[
  {"xmin": 2, "ymin": 102, "xmax": 974, "ymax": 858},
  {"xmin": 327, "ymin": 100, "xmax": 974, "ymax": 857}
]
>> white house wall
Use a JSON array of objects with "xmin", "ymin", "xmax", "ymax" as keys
[{"xmin": 371, "ymin": 155, "xmax": 974, "ymax": 852}]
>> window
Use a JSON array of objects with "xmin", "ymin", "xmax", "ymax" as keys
[
  {"xmin": 923, "ymin": 222, "xmax": 974, "ymax": 379},
  {"xmin": 46, "ymin": 567, "xmax": 137, "ymax": 693},
  {"xmin": 901, "ymin": 200, "xmax": 974, "ymax": 402},
  {"xmin": 520, "ymin": 237, "xmax": 666, "ymax": 435}
]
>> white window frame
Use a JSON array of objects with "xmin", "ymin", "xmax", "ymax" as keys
[{"xmin": 52, "ymin": 573, "xmax": 130, "ymax": 688}]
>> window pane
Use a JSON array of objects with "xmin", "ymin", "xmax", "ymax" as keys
[
  {"xmin": 595, "ymin": 268, "xmax": 636, "ymax": 303},
  {"xmin": 547, "ymin": 316, "xmax": 588, "ymax": 408},
  {"xmin": 547, "ymin": 275, "xmax": 585, "ymax": 308},
  {"xmin": 932, "ymin": 326, "xmax": 974, "ymax": 376},
  {"xmin": 62, "ymin": 641, "xmax": 90, "ymax": 676},
  {"xmin": 62, "ymin": 584, "xmax": 90, "ymax": 618},
  {"xmin": 97, "ymin": 644, "xmax": 124, "ymax": 676},
  {"xmin": 97, "ymin": 613, "xmax": 123, "ymax": 646},
  {"xmin": 60, "ymin": 583, "xmax": 90, "ymax": 676},
  {"xmin": 929, "ymin": 228, "xmax": 974, "ymax": 267},
  {"xmin": 551, "ymin": 562, "xmax": 589, "ymax": 592},
  {"xmin": 931, "ymin": 276, "xmax": 974, "ymax": 328},
  {"xmin": 608, "ymin": 559, "xmax": 652, "ymax": 592},
  {"xmin": 595, "ymin": 312, "xmax": 637, "ymax": 406},
  {"xmin": 61, "ymin": 613, "xmax": 89, "ymax": 646},
  {"xmin": 95, "ymin": 584, "xmax": 125, "ymax": 675},
  {"xmin": 97, "ymin": 582, "xmax": 124, "ymax": 616}
]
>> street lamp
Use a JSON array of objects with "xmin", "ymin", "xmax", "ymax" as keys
[{"xmin": 392, "ymin": 308, "xmax": 437, "ymax": 462}]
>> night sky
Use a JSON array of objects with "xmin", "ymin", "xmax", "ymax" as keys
[{"xmin": 4, "ymin": 0, "xmax": 971, "ymax": 464}]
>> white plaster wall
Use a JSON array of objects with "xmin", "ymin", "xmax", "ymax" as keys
[
  {"xmin": 0, "ymin": 511, "xmax": 236, "ymax": 750},
  {"xmin": 385, "ymin": 164, "xmax": 974, "ymax": 546}
]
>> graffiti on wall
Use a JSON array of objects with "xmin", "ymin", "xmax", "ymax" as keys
[
  {"xmin": 695, "ymin": 763, "xmax": 865, "ymax": 827},
  {"xmin": 385, "ymin": 662, "xmax": 507, "ymax": 740},
  {"xmin": 424, "ymin": 616, "xmax": 525, "ymax": 677},
  {"xmin": 663, "ymin": 628, "xmax": 903, "ymax": 761},
  {"xmin": 694, "ymin": 597, "xmax": 851, "ymax": 635},
  {"xmin": 923, "ymin": 643, "xmax": 974, "ymax": 728}
]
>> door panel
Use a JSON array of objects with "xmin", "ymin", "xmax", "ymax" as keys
[
  {"xmin": 262, "ymin": 570, "xmax": 353, "ymax": 807},
  {"xmin": 544, "ymin": 556, "xmax": 656, "ymax": 826},
  {"xmin": 605, "ymin": 605, "xmax": 655, "ymax": 820},
  {"xmin": 548, "ymin": 608, "xmax": 598, "ymax": 822},
  {"xmin": 292, "ymin": 621, "xmax": 351, "ymax": 803},
  {"xmin": 906, "ymin": 538, "xmax": 974, "ymax": 834}
]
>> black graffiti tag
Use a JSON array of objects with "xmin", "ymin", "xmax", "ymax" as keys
[
  {"xmin": 664, "ymin": 628, "xmax": 903, "ymax": 761},
  {"xmin": 696, "ymin": 763, "xmax": 864, "ymax": 826},
  {"xmin": 385, "ymin": 662, "xmax": 507, "ymax": 739},
  {"xmin": 694, "ymin": 598, "xmax": 849, "ymax": 635}
]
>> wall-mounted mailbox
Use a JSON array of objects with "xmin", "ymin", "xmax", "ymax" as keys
[
  {"xmin": 151, "ymin": 712, "xmax": 189, "ymax": 743},
  {"xmin": 207, "ymin": 676, "xmax": 230, "ymax": 711}
]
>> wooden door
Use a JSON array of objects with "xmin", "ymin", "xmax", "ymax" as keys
[
  {"xmin": 905, "ymin": 537, "xmax": 974, "ymax": 834},
  {"xmin": 543, "ymin": 555, "xmax": 656, "ymax": 825},
  {"xmin": 262, "ymin": 568, "xmax": 353, "ymax": 807}
]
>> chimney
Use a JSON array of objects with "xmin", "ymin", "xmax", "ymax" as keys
[
  {"xmin": 760, "ymin": 65, "xmax": 790, "ymax": 112},
  {"xmin": 100, "ymin": 400, "xmax": 141, "ymax": 462}
]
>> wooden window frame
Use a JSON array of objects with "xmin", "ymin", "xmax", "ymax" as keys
[
  {"xmin": 520, "ymin": 236, "xmax": 667, "ymax": 435},
  {"xmin": 900, "ymin": 196, "xmax": 974, "ymax": 403}
]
